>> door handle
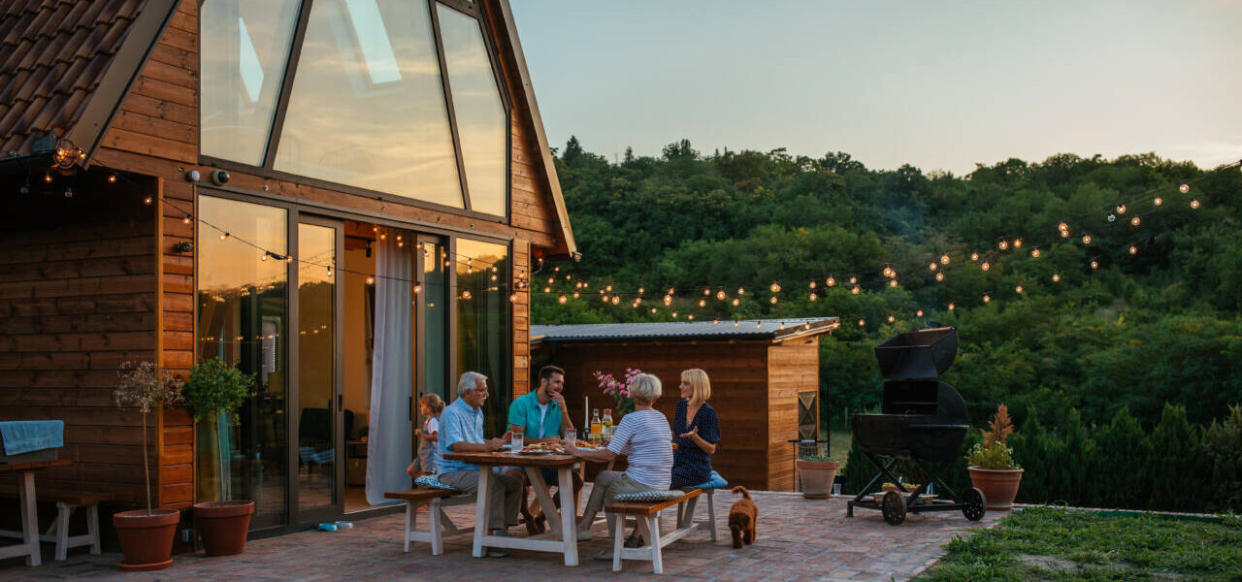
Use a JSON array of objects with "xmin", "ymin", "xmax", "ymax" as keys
[{"xmin": 337, "ymin": 394, "xmax": 343, "ymax": 411}]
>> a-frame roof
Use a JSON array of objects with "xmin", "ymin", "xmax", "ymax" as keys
[{"xmin": 0, "ymin": 0, "xmax": 575, "ymax": 257}]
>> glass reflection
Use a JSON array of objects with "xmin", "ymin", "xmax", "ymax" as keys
[
  {"xmin": 297, "ymin": 224, "xmax": 337, "ymax": 512},
  {"xmin": 455, "ymin": 239, "xmax": 509, "ymax": 436},
  {"xmin": 274, "ymin": 0, "xmax": 464, "ymax": 208},
  {"xmin": 196, "ymin": 196, "xmax": 288, "ymax": 529},
  {"xmin": 201, "ymin": 0, "xmax": 301, "ymax": 165},
  {"xmin": 437, "ymin": 5, "xmax": 507, "ymax": 216},
  {"xmin": 423, "ymin": 242, "xmax": 448, "ymax": 402}
]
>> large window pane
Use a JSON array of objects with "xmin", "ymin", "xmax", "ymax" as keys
[
  {"xmin": 201, "ymin": 0, "xmax": 301, "ymax": 165},
  {"xmin": 297, "ymin": 223, "xmax": 337, "ymax": 512},
  {"xmin": 274, "ymin": 0, "xmax": 464, "ymax": 208},
  {"xmin": 196, "ymin": 196, "xmax": 288, "ymax": 530},
  {"xmin": 437, "ymin": 5, "xmax": 507, "ymax": 216},
  {"xmin": 455, "ymin": 239, "xmax": 509, "ymax": 436},
  {"xmin": 423, "ymin": 241, "xmax": 448, "ymax": 401}
]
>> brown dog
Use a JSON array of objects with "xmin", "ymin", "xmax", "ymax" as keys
[{"xmin": 727, "ymin": 485, "xmax": 758, "ymax": 548}]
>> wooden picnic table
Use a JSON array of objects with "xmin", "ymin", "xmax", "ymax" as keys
[
  {"xmin": 0, "ymin": 458, "xmax": 71, "ymax": 566},
  {"xmin": 442, "ymin": 450, "xmax": 584, "ymax": 565}
]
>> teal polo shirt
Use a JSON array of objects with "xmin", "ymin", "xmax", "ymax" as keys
[{"xmin": 507, "ymin": 391, "xmax": 562, "ymax": 439}]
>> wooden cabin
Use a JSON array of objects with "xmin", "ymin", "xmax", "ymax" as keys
[
  {"xmin": 531, "ymin": 318, "xmax": 840, "ymax": 491},
  {"xmin": 0, "ymin": 0, "xmax": 575, "ymax": 535}
]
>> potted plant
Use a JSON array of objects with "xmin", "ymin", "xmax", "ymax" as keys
[
  {"xmin": 966, "ymin": 404, "xmax": 1024, "ymax": 510},
  {"xmin": 112, "ymin": 361, "xmax": 183, "ymax": 571},
  {"xmin": 181, "ymin": 357, "xmax": 256, "ymax": 556},
  {"xmin": 796, "ymin": 442, "xmax": 839, "ymax": 499}
]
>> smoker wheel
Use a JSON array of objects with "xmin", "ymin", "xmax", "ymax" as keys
[
  {"xmin": 961, "ymin": 487, "xmax": 987, "ymax": 521},
  {"xmin": 881, "ymin": 491, "xmax": 907, "ymax": 525}
]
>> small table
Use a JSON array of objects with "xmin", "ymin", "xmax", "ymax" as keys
[
  {"xmin": 442, "ymin": 451, "xmax": 581, "ymax": 566},
  {"xmin": 0, "ymin": 459, "xmax": 70, "ymax": 566}
]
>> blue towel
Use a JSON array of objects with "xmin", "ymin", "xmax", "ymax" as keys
[{"xmin": 0, "ymin": 420, "xmax": 64, "ymax": 455}]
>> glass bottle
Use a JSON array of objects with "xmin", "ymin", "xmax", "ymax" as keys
[
  {"xmin": 601, "ymin": 409, "xmax": 614, "ymax": 439},
  {"xmin": 590, "ymin": 408, "xmax": 602, "ymax": 443}
]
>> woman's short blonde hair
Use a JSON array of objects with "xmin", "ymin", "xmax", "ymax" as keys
[
  {"xmin": 681, "ymin": 368, "xmax": 711, "ymax": 405},
  {"xmin": 628, "ymin": 373, "xmax": 662, "ymax": 404}
]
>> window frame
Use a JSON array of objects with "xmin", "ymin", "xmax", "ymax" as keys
[{"xmin": 199, "ymin": 0, "xmax": 512, "ymax": 223}]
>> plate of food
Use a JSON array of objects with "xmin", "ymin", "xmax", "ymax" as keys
[{"xmin": 520, "ymin": 442, "xmax": 566, "ymax": 455}]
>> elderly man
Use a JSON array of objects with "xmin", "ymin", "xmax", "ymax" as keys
[{"xmin": 437, "ymin": 371, "xmax": 522, "ymax": 557}]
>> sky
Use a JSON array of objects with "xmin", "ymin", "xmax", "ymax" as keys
[{"xmin": 510, "ymin": 0, "xmax": 1242, "ymax": 175}]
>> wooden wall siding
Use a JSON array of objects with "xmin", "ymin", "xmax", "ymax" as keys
[
  {"xmin": 511, "ymin": 240, "xmax": 531, "ymax": 398},
  {"xmin": 0, "ymin": 180, "xmax": 159, "ymax": 503},
  {"xmin": 93, "ymin": 0, "xmax": 199, "ymax": 509},
  {"xmin": 766, "ymin": 339, "xmax": 821, "ymax": 491},
  {"xmin": 536, "ymin": 340, "xmax": 801, "ymax": 491}
]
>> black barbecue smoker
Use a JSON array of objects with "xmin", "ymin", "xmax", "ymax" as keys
[{"xmin": 847, "ymin": 327, "xmax": 986, "ymax": 525}]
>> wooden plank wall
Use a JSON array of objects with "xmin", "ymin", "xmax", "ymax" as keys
[
  {"xmin": 767, "ymin": 338, "xmax": 822, "ymax": 491},
  {"xmin": 0, "ymin": 177, "xmax": 158, "ymax": 502},
  {"xmin": 538, "ymin": 340, "xmax": 791, "ymax": 490},
  {"xmin": 94, "ymin": 0, "xmax": 198, "ymax": 509}
]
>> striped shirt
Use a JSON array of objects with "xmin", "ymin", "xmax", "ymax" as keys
[{"xmin": 607, "ymin": 409, "xmax": 673, "ymax": 489}]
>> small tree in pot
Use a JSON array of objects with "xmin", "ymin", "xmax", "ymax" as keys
[
  {"xmin": 181, "ymin": 357, "xmax": 255, "ymax": 556},
  {"xmin": 113, "ymin": 361, "xmax": 183, "ymax": 571},
  {"xmin": 966, "ymin": 404, "xmax": 1024, "ymax": 510}
]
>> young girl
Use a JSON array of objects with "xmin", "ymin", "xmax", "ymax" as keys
[{"xmin": 407, "ymin": 393, "xmax": 445, "ymax": 477}]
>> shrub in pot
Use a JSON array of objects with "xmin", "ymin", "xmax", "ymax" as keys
[
  {"xmin": 796, "ymin": 442, "xmax": 839, "ymax": 499},
  {"xmin": 966, "ymin": 404, "xmax": 1024, "ymax": 510},
  {"xmin": 182, "ymin": 357, "xmax": 256, "ymax": 556},
  {"xmin": 112, "ymin": 361, "xmax": 184, "ymax": 571}
]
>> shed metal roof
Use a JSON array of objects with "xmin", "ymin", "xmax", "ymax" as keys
[{"xmin": 531, "ymin": 317, "xmax": 840, "ymax": 344}]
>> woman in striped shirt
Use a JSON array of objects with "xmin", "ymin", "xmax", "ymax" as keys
[{"xmin": 566, "ymin": 373, "xmax": 673, "ymax": 541}]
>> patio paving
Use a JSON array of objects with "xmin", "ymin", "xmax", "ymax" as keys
[{"xmin": 0, "ymin": 490, "xmax": 1001, "ymax": 581}]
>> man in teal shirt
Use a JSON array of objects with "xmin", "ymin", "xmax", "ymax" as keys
[
  {"xmin": 507, "ymin": 365, "xmax": 579, "ymax": 531},
  {"xmin": 508, "ymin": 365, "xmax": 575, "ymax": 442}
]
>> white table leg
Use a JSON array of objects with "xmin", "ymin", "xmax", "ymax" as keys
[
  {"xmin": 472, "ymin": 469, "xmax": 490, "ymax": 558},
  {"xmin": 557, "ymin": 466, "xmax": 578, "ymax": 566},
  {"xmin": 19, "ymin": 471, "xmax": 41, "ymax": 567}
]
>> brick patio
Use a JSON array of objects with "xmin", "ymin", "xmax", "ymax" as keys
[{"xmin": 0, "ymin": 490, "xmax": 1001, "ymax": 581}]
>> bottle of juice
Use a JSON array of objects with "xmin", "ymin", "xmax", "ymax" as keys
[
  {"xmin": 590, "ymin": 409, "xmax": 602, "ymax": 443},
  {"xmin": 601, "ymin": 409, "xmax": 614, "ymax": 440}
]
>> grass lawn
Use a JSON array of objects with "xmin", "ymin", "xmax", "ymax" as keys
[
  {"xmin": 917, "ymin": 507, "xmax": 1242, "ymax": 581},
  {"xmin": 829, "ymin": 429, "xmax": 851, "ymax": 472}
]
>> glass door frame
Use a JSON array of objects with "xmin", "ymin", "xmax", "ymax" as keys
[{"xmin": 288, "ymin": 214, "xmax": 347, "ymax": 525}]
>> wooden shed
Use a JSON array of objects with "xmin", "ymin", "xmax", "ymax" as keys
[
  {"xmin": 1, "ymin": 0, "xmax": 574, "ymax": 536},
  {"xmin": 531, "ymin": 317, "xmax": 840, "ymax": 491}
]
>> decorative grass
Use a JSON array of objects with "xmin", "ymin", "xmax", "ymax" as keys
[{"xmin": 917, "ymin": 507, "xmax": 1242, "ymax": 581}]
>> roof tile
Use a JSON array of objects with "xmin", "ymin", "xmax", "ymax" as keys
[{"xmin": 0, "ymin": 0, "xmax": 155, "ymax": 157}]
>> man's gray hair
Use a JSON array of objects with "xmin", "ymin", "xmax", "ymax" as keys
[{"xmin": 456, "ymin": 371, "xmax": 488, "ymax": 399}]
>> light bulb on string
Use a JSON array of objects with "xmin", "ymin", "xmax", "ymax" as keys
[
  {"xmin": 611, "ymin": 296, "xmax": 620, "ymax": 305},
  {"xmin": 1179, "ymin": 184, "xmax": 1190, "ymax": 193},
  {"xmin": 1153, "ymin": 197, "xmax": 1163, "ymax": 206},
  {"xmin": 889, "ymin": 279, "xmax": 898, "ymax": 287},
  {"xmin": 1081, "ymin": 234, "xmax": 1092, "ymax": 245},
  {"xmin": 928, "ymin": 262, "xmax": 938, "ymax": 271},
  {"xmin": 461, "ymin": 290, "xmax": 471, "ymax": 300},
  {"xmin": 1107, "ymin": 213, "xmax": 1116, "ymax": 223},
  {"xmin": 769, "ymin": 296, "xmax": 778, "ymax": 304},
  {"xmin": 572, "ymin": 292, "xmax": 580, "ymax": 299},
  {"xmin": 637, "ymin": 287, "xmax": 644, "ymax": 295},
  {"xmin": 1058, "ymin": 222, "xmax": 1069, "ymax": 232},
  {"xmin": 970, "ymin": 252, "xmax": 980, "ymax": 261},
  {"xmin": 1130, "ymin": 217, "xmax": 1141, "ymax": 227},
  {"xmin": 606, "ymin": 285, "xmax": 613, "ymax": 292},
  {"xmin": 809, "ymin": 281, "xmax": 817, "ymax": 289},
  {"xmin": 663, "ymin": 295, "xmax": 673, "ymax": 306},
  {"xmin": 219, "ymin": 232, "xmax": 229, "ymax": 240},
  {"xmin": 935, "ymin": 272, "xmax": 945, "ymax": 282},
  {"xmin": 769, "ymin": 282, "xmax": 781, "ymax": 293},
  {"xmin": 948, "ymin": 302, "xmax": 955, "ymax": 311},
  {"xmin": 780, "ymin": 322, "xmax": 786, "ymax": 330},
  {"xmin": 698, "ymin": 299, "xmax": 707, "ymax": 307},
  {"xmin": 1052, "ymin": 273, "xmax": 1061, "ymax": 282},
  {"xmin": 916, "ymin": 309, "xmax": 924, "ymax": 317},
  {"xmin": 183, "ymin": 215, "xmax": 192, "ymax": 225},
  {"xmin": 1190, "ymin": 199, "xmax": 1201, "ymax": 209},
  {"xmin": 688, "ymin": 315, "xmax": 694, "ymax": 320},
  {"xmin": 1116, "ymin": 204, "xmax": 1127, "ymax": 215},
  {"xmin": 858, "ymin": 319, "xmax": 866, "ymax": 327},
  {"xmin": 737, "ymin": 287, "xmax": 745, "ymax": 295},
  {"xmin": 143, "ymin": 196, "xmax": 153, "ymax": 205},
  {"xmin": 809, "ymin": 292, "xmax": 818, "ymax": 301},
  {"xmin": 825, "ymin": 277, "xmax": 836, "ymax": 287},
  {"xmin": 650, "ymin": 307, "xmax": 657, "ymax": 314},
  {"xmin": 731, "ymin": 298, "xmax": 740, "ymax": 307},
  {"xmin": 672, "ymin": 312, "xmax": 678, "ymax": 318},
  {"xmin": 509, "ymin": 293, "xmax": 519, "ymax": 302},
  {"xmin": 849, "ymin": 276, "xmax": 858, "ymax": 285},
  {"xmin": 1129, "ymin": 245, "xmax": 1138, "ymax": 255},
  {"xmin": 851, "ymin": 286, "xmax": 861, "ymax": 295},
  {"xmin": 716, "ymin": 289, "xmax": 726, "ymax": 301},
  {"xmin": 260, "ymin": 253, "xmax": 268, "ymax": 261},
  {"xmin": 998, "ymin": 240, "xmax": 1009, "ymax": 251},
  {"xmin": 734, "ymin": 321, "xmax": 740, "ymax": 328},
  {"xmin": 667, "ymin": 287, "xmax": 675, "ymax": 295},
  {"xmin": 1015, "ymin": 285, "xmax": 1023, "ymax": 294},
  {"xmin": 983, "ymin": 294, "xmax": 991, "ymax": 303},
  {"xmin": 548, "ymin": 277, "xmax": 554, "ymax": 284},
  {"xmin": 1031, "ymin": 248, "xmax": 1041, "ymax": 258},
  {"xmin": 366, "ymin": 276, "xmax": 375, "ymax": 285},
  {"xmin": 558, "ymin": 295, "xmax": 567, "ymax": 304},
  {"xmin": 940, "ymin": 255, "xmax": 951, "ymax": 265},
  {"xmin": 703, "ymin": 288, "xmax": 711, "ymax": 296},
  {"xmin": 981, "ymin": 262, "xmax": 990, "ymax": 271},
  {"xmin": 887, "ymin": 315, "xmax": 895, "ymax": 323},
  {"xmin": 713, "ymin": 319, "xmax": 720, "ymax": 326},
  {"xmin": 1090, "ymin": 260, "xmax": 1099, "ymax": 270},
  {"xmin": 1013, "ymin": 238, "xmax": 1023, "ymax": 248},
  {"xmin": 634, "ymin": 297, "xmax": 642, "ymax": 306},
  {"xmin": 756, "ymin": 321, "xmax": 762, "ymax": 329}
]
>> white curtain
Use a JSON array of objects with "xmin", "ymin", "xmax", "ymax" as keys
[{"xmin": 365, "ymin": 236, "xmax": 413, "ymax": 505}]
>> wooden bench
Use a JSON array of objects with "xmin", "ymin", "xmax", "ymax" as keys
[
  {"xmin": 384, "ymin": 488, "xmax": 475, "ymax": 555},
  {"xmin": 0, "ymin": 489, "xmax": 113, "ymax": 561},
  {"xmin": 604, "ymin": 488, "xmax": 702, "ymax": 574}
]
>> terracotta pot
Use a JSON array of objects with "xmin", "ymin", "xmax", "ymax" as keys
[
  {"xmin": 113, "ymin": 508, "xmax": 180, "ymax": 571},
  {"xmin": 797, "ymin": 460, "xmax": 840, "ymax": 499},
  {"xmin": 968, "ymin": 466, "xmax": 1024, "ymax": 510},
  {"xmin": 194, "ymin": 500, "xmax": 255, "ymax": 556}
]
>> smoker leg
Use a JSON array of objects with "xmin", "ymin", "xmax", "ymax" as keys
[{"xmin": 846, "ymin": 501, "xmax": 854, "ymax": 518}]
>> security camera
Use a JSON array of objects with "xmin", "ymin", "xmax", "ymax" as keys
[{"xmin": 210, "ymin": 169, "xmax": 230, "ymax": 186}]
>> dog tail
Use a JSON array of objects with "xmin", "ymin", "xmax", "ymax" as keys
[{"xmin": 732, "ymin": 485, "xmax": 751, "ymax": 499}]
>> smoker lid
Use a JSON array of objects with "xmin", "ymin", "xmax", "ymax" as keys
[{"xmin": 874, "ymin": 327, "xmax": 959, "ymax": 380}]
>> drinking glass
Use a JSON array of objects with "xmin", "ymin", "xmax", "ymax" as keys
[
  {"xmin": 511, "ymin": 426, "xmax": 524, "ymax": 452},
  {"xmin": 563, "ymin": 429, "xmax": 576, "ymax": 445}
]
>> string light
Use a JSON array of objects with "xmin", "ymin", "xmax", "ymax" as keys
[
  {"xmin": 734, "ymin": 321, "xmax": 740, "ymax": 328},
  {"xmin": 809, "ymin": 292, "xmax": 818, "ymax": 301},
  {"xmin": 1129, "ymin": 245, "xmax": 1138, "ymax": 255},
  {"xmin": 183, "ymin": 215, "xmax": 192, "ymax": 225},
  {"xmin": 1153, "ymin": 196, "xmax": 1163, "ymax": 206},
  {"xmin": 107, "ymin": 174, "xmax": 117, "ymax": 184},
  {"xmin": 935, "ymin": 272, "xmax": 945, "ymax": 282},
  {"xmin": 637, "ymin": 287, "xmax": 644, "ymax": 295},
  {"xmin": 365, "ymin": 276, "xmax": 375, "ymax": 285},
  {"xmin": 769, "ymin": 282, "xmax": 781, "ymax": 293},
  {"xmin": 461, "ymin": 290, "xmax": 471, "ymax": 300},
  {"xmin": 849, "ymin": 276, "xmax": 858, "ymax": 285},
  {"xmin": 916, "ymin": 309, "xmax": 924, "ymax": 317},
  {"xmin": 698, "ymin": 299, "xmax": 707, "ymax": 307},
  {"xmin": 1030, "ymin": 248, "xmax": 1040, "ymax": 258},
  {"xmin": 756, "ymin": 321, "xmax": 762, "ymax": 329},
  {"xmin": 887, "ymin": 315, "xmax": 896, "ymax": 323},
  {"xmin": 1081, "ymin": 234, "xmax": 1092, "ymax": 245},
  {"xmin": 611, "ymin": 296, "xmax": 620, "ymax": 305},
  {"xmin": 713, "ymin": 319, "xmax": 720, "ymax": 326},
  {"xmin": 1130, "ymin": 216, "xmax": 1141, "ymax": 227},
  {"xmin": 737, "ymin": 287, "xmax": 745, "ymax": 295},
  {"xmin": 825, "ymin": 277, "xmax": 836, "ymax": 287},
  {"xmin": 970, "ymin": 252, "xmax": 980, "ymax": 261},
  {"xmin": 808, "ymin": 281, "xmax": 817, "ymax": 289},
  {"xmin": 731, "ymin": 298, "xmax": 740, "ymax": 306},
  {"xmin": 703, "ymin": 288, "xmax": 711, "ymax": 296},
  {"xmin": 1015, "ymin": 285, "xmax": 1023, "ymax": 294},
  {"xmin": 663, "ymin": 295, "xmax": 673, "ymax": 306},
  {"xmin": 851, "ymin": 286, "xmax": 861, "ymax": 295},
  {"xmin": 510, "ymin": 293, "xmax": 518, "ymax": 302},
  {"xmin": 716, "ymin": 290, "xmax": 726, "ymax": 301},
  {"xmin": 948, "ymin": 302, "xmax": 955, "ymax": 311},
  {"xmin": 1090, "ymin": 260, "xmax": 1100, "ymax": 270},
  {"xmin": 1013, "ymin": 238, "xmax": 1023, "ymax": 249},
  {"xmin": 1052, "ymin": 273, "xmax": 1061, "ymax": 282},
  {"xmin": 983, "ymin": 294, "xmax": 991, "ymax": 303},
  {"xmin": 928, "ymin": 262, "xmax": 938, "ymax": 271},
  {"xmin": 1115, "ymin": 204, "xmax": 1127, "ymax": 215},
  {"xmin": 981, "ymin": 262, "xmax": 990, "ymax": 271},
  {"xmin": 858, "ymin": 319, "xmax": 866, "ymax": 327},
  {"xmin": 1179, "ymin": 184, "xmax": 1190, "ymax": 193},
  {"xmin": 769, "ymin": 296, "xmax": 778, "ymax": 304},
  {"xmin": 1190, "ymin": 199, "xmax": 1201, "ymax": 209},
  {"xmin": 998, "ymin": 240, "xmax": 1009, "ymax": 251},
  {"xmin": 940, "ymin": 254, "xmax": 951, "ymax": 265},
  {"xmin": 558, "ymin": 295, "xmax": 567, "ymax": 304},
  {"xmin": 650, "ymin": 307, "xmax": 657, "ymax": 314},
  {"xmin": 889, "ymin": 279, "xmax": 898, "ymax": 287}
]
